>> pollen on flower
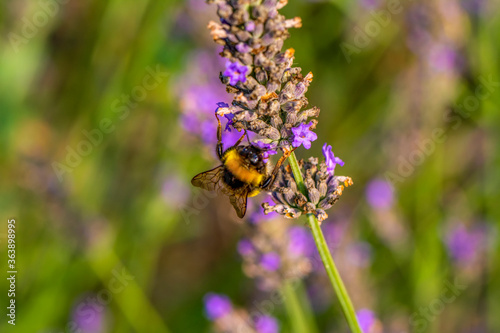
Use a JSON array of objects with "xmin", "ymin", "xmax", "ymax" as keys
[
  {"xmin": 277, "ymin": 0, "xmax": 289, "ymax": 8},
  {"xmin": 335, "ymin": 185, "xmax": 345, "ymax": 196},
  {"xmin": 285, "ymin": 17, "xmax": 302, "ymax": 28},
  {"xmin": 261, "ymin": 92, "xmax": 278, "ymax": 103},
  {"xmin": 305, "ymin": 72, "xmax": 314, "ymax": 83},
  {"xmin": 285, "ymin": 48, "xmax": 295, "ymax": 58},
  {"xmin": 316, "ymin": 211, "xmax": 328, "ymax": 223}
]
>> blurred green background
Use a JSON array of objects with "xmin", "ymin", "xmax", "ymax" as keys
[{"xmin": 1, "ymin": 0, "xmax": 499, "ymax": 332}]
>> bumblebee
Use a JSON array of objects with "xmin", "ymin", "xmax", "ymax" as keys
[{"xmin": 191, "ymin": 114, "xmax": 292, "ymax": 218}]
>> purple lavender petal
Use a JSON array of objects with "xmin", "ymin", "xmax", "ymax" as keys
[
  {"xmin": 445, "ymin": 224, "xmax": 486, "ymax": 263},
  {"xmin": 255, "ymin": 315, "xmax": 279, "ymax": 333},
  {"xmin": 322, "ymin": 143, "xmax": 344, "ymax": 174},
  {"xmin": 253, "ymin": 141, "xmax": 278, "ymax": 162},
  {"xmin": 72, "ymin": 298, "xmax": 105, "ymax": 333},
  {"xmin": 245, "ymin": 21, "xmax": 256, "ymax": 32},
  {"xmin": 224, "ymin": 113, "xmax": 235, "ymax": 132},
  {"xmin": 288, "ymin": 226, "xmax": 315, "ymax": 257},
  {"xmin": 216, "ymin": 102, "xmax": 229, "ymax": 109},
  {"xmin": 323, "ymin": 222, "xmax": 344, "ymax": 250},
  {"xmin": 365, "ymin": 179, "xmax": 394, "ymax": 209},
  {"xmin": 204, "ymin": 293, "xmax": 232, "ymax": 320},
  {"xmin": 237, "ymin": 239, "xmax": 255, "ymax": 256},
  {"xmin": 291, "ymin": 122, "xmax": 317, "ymax": 149},
  {"xmin": 224, "ymin": 61, "xmax": 248, "ymax": 85},
  {"xmin": 356, "ymin": 308, "xmax": 376, "ymax": 333},
  {"xmin": 260, "ymin": 252, "xmax": 281, "ymax": 271}
]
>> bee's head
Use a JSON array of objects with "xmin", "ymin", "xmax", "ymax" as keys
[{"xmin": 238, "ymin": 145, "xmax": 262, "ymax": 165}]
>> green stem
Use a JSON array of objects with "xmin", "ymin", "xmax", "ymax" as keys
[
  {"xmin": 288, "ymin": 151, "xmax": 362, "ymax": 333},
  {"xmin": 288, "ymin": 150, "xmax": 307, "ymax": 195},
  {"xmin": 307, "ymin": 214, "xmax": 361, "ymax": 333},
  {"xmin": 281, "ymin": 280, "xmax": 319, "ymax": 333}
]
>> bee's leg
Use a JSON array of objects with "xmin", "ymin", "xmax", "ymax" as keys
[
  {"xmin": 234, "ymin": 130, "xmax": 246, "ymax": 146},
  {"xmin": 215, "ymin": 113, "xmax": 224, "ymax": 159},
  {"xmin": 260, "ymin": 147, "xmax": 296, "ymax": 190}
]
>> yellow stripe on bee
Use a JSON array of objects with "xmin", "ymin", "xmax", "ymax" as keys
[
  {"xmin": 223, "ymin": 150, "xmax": 264, "ymax": 187},
  {"xmin": 248, "ymin": 189, "xmax": 261, "ymax": 197}
]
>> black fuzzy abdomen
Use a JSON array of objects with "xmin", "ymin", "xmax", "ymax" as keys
[{"xmin": 223, "ymin": 168, "xmax": 246, "ymax": 190}]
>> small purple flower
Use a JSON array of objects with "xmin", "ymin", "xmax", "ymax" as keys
[
  {"xmin": 322, "ymin": 143, "xmax": 344, "ymax": 174},
  {"xmin": 365, "ymin": 178, "xmax": 394, "ymax": 209},
  {"xmin": 446, "ymin": 224, "xmax": 486, "ymax": 264},
  {"xmin": 288, "ymin": 226, "xmax": 315, "ymax": 257},
  {"xmin": 204, "ymin": 293, "xmax": 232, "ymax": 320},
  {"xmin": 260, "ymin": 252, "xmax": 281, "ymax": 271},
  {"xmin": 224, "ymin": 61, "xmax": 248, "ymax": 85},
  {"xmin": 254, "ymin": 141, "xmax": 278, "ymax": 160},
  {"xmin": 291, "ymin": 122, "xmax": 317, "ymax": 149},
  {"xmin": 215, "ymin": 102, "xmax": 234, "ymax": 132},
  {"xmin": 255, "ymin": 315, "xmax": 279, "ymax": 333},
  {"xmin": 72, "ymin": 298, "xmax": 105, "ymax": 333},
  {"xmin": 237, "ymin": 239, "xmax": 254, "ymax": 256},
  {"xmin": 224, "ymin": 113, "xmax": 234, "ymax": 132},
  {"xmin": 356, "ymin": 309, "xmax": 376, "ymax": 333},
  {"xmin": 216, "ymin": 102, "xmax": 229, "ymax": 110}
]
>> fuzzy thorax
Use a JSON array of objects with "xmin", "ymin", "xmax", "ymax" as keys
[{"xmin": 222, "ymin": 149, "xmax": 264, "ymax": 188}]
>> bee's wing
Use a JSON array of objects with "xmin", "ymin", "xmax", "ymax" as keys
[
  {"xmin": 191, "ymin": 165, "xmax": 249, "ymax": 218},
  {"xmin": 191, "ymin": 166, "xmax": 225, "ymax": 192},
  {"xmin": 229, "ymin": 188, "xmax": 249, "ymax": 218}
]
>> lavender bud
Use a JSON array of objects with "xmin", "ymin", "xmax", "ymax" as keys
[{"xmin": 255, "ymin": 67, "xmax": 268, "ymax": 84}]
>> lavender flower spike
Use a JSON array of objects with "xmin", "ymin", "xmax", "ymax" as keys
[
  {"xmin": 263, "ymin": 157, "xmax": 353, "ymax": 223},
  {"xmin": 208, "ymin": 0, "xmax": 318, "ymax": 146},
  {"xmin": 204, "ymin": 1, "xmax": 358, "ymax": 331},
  {"xmin": 238, "ymin": 221, "xmax": 313, "ymax": 291},
  {"xmin": 203, "ymin": 293, "xmax": 280, "ymax": 333}
]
